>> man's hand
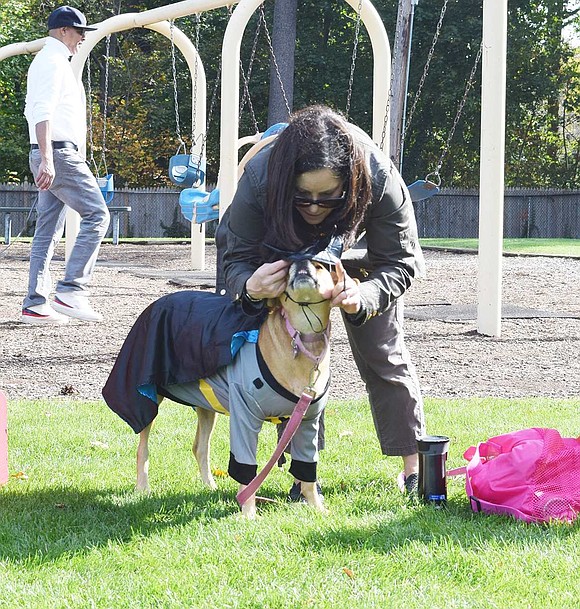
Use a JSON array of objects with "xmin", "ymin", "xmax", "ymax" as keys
[
  {"xmin": 329, "ymin": 260, "xmax": 361, "ymax": 315},
  {"xmin": 245, "ymin": 259, "xmax": 291, "ymax": 300},
  {"xmin": 35, "ymin": 157, "xmax": 55, "ymax": 190}
]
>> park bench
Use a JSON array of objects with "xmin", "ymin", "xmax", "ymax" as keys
[
  {"xmin": 0, "ymin": 206, "xmax": 34, "ymax": 246},
  {"xmin": 0, "ymin": 205, "xmax": 131, "ymax": 246}
]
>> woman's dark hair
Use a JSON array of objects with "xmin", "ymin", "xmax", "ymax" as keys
[{"xmin": 265, "ymin": 105, "xmax": 372, "ymax": 251}]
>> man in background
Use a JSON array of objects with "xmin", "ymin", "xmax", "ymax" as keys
[{"xmin": 21, "ymin": 5, "xmax": 109, "ymax": 325}]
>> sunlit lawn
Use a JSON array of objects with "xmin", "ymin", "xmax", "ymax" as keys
[
  {"xmin": 1, "ymin": 396, "xmax": 579, "ymax": 608},
  {"xmin": 421, "ymin": 238, "xmax": 580, "ymax": 257}
]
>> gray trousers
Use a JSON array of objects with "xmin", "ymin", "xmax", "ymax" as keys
[{"xmin": 24, "ymin": 148, "xmax": 110, "ymax": 309}]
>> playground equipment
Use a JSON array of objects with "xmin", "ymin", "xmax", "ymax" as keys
[
  {"xmin": 0, "ymin": 0, "xmax": 508, "ymax": 337},
  {"xmin": 87, "ymin": 35, "xmax": 115, "ymax": 204},
  {"xmin": 168, "ymin": 17, "xmax": 206, "ymax": 189}
]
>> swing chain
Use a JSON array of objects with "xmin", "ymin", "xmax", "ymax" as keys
[
  {"xmin": 259, "ymin": 4, "xmax": 292, "ymax": 119},
  {"xmin": 100, "ymin": 33, "xmax": 111, "ymax": 175},
  {"xmin": 345, "ymin": 0, "xmax": 363, "ymax": 119},
  {"xmin": 401, "ymin": 0, "xmax": 449, "ymax": 147},
  {"xmin": 86, "ymin": 54, "xmax": 98, "ymax": 174},
  {"xmin": 170, "ymin": 19, "xmax": 187, "ymax": 153},
  {"xmin": 191, "ymin": 13, "xmax": 202, "ymax": 154},
  {"xmin": 239, "ymin": 9, "xmax": 262, "ymax": 133},
  {"xmin": 434, "ymin": 41, "xmax": 483, "ymax": 174},
  {"xmin": 199, "ymin": 47, "xmax": 222, "ymax": 162}
]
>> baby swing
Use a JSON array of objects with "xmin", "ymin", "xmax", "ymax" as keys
[
  {"xmin": 87, "ymin": 34, "xmax": 115, "ymax": 204},
  {"xmin": 395, "ymin": 0, "xmax": 483, "ymax": 199},
  {"xmin": 167, "ymin": 18, "xmax": 206, "ymax": 191}
]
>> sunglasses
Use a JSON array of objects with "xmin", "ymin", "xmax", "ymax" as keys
[{"xmin": 293, "ymin": 191, "xmax": 346, "ymax": 209}]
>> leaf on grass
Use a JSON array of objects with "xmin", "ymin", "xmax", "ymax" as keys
[
  {"xmin": 339, "ymin": 430, "xmax": 353, "ymax": 438},
  {"xmin": 212, "ymin": 468, "xmax": 228, "ymax": 478},
  {"xmin": 55, "ymin": 503, "xmax": 67, "ymax": 509},
  {"xmin": 343, "ymin": 567, "xmax": 355, "ymax": 579},
  {"xmin": 90, "ymin": 440, "xmax": 109, "ymax": 450},
  {"xmin": 11, "ymin": 471, "xmax": 28, "ymax": 480},
  {"xmin": 60, "ymin": 384, "xmax": 78, "ymax": 395}
]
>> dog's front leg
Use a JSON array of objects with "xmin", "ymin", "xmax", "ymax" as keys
[
  {"xmin": 136, "ymin": 423, "xmax": 152, "ymax": 492},
  {"xmin": 238, "ymin": 485, "xmax": 257, "ymax": 519},
  {"xmin": 300, "ymin": 481, "xmax": 327, "ymax": 513}
]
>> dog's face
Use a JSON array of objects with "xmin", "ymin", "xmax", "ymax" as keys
[{"xmin": 286, "ymin": 259, "xmax": 335, "ymax": 303}]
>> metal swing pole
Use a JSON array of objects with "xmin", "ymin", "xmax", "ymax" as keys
[
  {"xmin": 398, "ymin": 0, "xmax": 419, "ymax": 172},
  {"xmin": 477, "ymin": 0, "xmax": 508, "ymax": 337}
]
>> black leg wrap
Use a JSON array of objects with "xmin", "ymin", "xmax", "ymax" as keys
[
  {"xmin": 289, "ymin": 459, "xmax": 317, "ymax": 483},
  {"xmin": 228, "ymin": 452, "xmax": 257, "ymax": 485}
]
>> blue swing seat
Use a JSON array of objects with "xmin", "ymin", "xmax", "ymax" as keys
[
  {"xmin": 169, "ymin": 154, "xmax": 206, "ymax": 188},
  {"xmin": 179, "ymin": 187, "xmax": 220, "ymax": 224},
  {"xmin": 407, "ymin": 179, "xmax": 440, "ymax": 202},
  {"xmin": 97, "ymin": 174, "xmax": 114, "ymax": 204}
]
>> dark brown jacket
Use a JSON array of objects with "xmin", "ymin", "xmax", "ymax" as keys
[{"xmin": 221, "ymin": 125, "xmax": 424, "ymax": 324}]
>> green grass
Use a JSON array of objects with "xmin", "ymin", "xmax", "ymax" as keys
[
  {"xmin": 1, "ymin": 396, "xmax": 579, "ymax": 608},
  {"xmin": 421, "ymin": 238, "xmax": 580, "ymax": 257}
]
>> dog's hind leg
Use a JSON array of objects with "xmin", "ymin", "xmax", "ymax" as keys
[
  {"xmin": 193, "ymin": 407, "xmax": 218, "ymax": 489},
  {"xmin": 136, "ymin": 422, "xmax": 152, "ymax": 492}
]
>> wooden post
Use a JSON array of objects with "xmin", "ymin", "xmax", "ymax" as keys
[
  {"xmin": 0, "ymin": 391, "xmax": 8, "ymax": 485},
  {"xmin": 390, "ymin": 0, "xmax": 415, "ymax": 167},
  {"xmin": 267, "ymin": 0, "xmax": 296, "ymax": 125}
]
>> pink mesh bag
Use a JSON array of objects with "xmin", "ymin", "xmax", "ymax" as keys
[{"xmin": 448, "ymin": 428, "xmax": 580, "ymax": 523}]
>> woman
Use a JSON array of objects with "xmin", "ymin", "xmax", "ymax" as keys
[{"xmin": 217, "ymin": 104, "xmax": 425, "ymax": 497}]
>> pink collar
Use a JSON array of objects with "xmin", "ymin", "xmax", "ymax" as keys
[{"xmin": 282, "ymin": 310, "xmax": 330, "ymax": 364}]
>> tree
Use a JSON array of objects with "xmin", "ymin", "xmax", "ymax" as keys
[{"xmin": 1, "ymin": 0, "xmax": 579, "ymax": 188}]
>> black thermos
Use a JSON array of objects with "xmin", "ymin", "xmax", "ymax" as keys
[{"xmin": 417, "ymin": 435, "xmax": 450, "ymax": 506}]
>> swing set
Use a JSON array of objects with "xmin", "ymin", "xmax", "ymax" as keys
[{"xmin": 0, "ymin": 0, "xmax": 509, "ymax": 336}]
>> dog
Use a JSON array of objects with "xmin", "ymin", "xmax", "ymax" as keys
[{"xmin": 103, "ymin": 258, "xmax": 335, "ymax": 518}]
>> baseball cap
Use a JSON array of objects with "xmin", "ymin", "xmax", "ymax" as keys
[{"xmin": 47, "ymin": 6, "xmax": 97, "ymax": 31}]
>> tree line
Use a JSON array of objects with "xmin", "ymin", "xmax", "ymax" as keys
[{"xmin": 0, "ymin": 0, "xmax": 578, "ymax": 189}]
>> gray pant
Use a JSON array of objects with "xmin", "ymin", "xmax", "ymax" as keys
[
  {"xmin": 24, "ymin": 148, "xmax": 110, "ymax": 309},
  {"xmin": 344, "ymin": 299, "xmax": 425, "ymax": 456}
]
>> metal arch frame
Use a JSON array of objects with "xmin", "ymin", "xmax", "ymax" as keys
[{"xmin": 217, "ymin": 0, "xmax": 392, "ymax": 220}]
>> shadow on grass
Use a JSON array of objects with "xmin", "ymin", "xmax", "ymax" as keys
[
  {"xmin": 302, "ymin": 486, "xmax": 579, "ymax": 552},
  {"xmin": 0, "ymin": 484, "xmax": 238, "ymax": 562}
]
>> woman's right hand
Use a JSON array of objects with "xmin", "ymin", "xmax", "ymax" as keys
[{"xmin": 245, "ymin": 260, "xmax": 291, "ymax": 300}]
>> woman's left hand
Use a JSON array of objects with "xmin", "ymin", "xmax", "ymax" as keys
[{"xmin": 329, "ymin": 260, "xmax": 361, "ymax": 315}]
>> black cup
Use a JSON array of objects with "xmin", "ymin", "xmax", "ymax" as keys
[{"xmin": 417, "ymin": 435, "xmax": 450, "ymax": 506}]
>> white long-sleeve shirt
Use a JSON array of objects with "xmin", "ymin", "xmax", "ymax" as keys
[{"xmin": 24, "ymin": 37, "xmax": 87, "ymax": 149}]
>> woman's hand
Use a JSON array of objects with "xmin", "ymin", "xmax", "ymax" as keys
[
  {"xmin": 329, "ymin": 260, "xmax": 361, "ymax": 315},
  {"xmin": 245, "ymin": 260, "xmax": 291, "ymax": 300}
]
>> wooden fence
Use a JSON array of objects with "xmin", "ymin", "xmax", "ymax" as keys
[{"xmin": 1, "ymin": 184, "xmax": 578, "ymax": 240}]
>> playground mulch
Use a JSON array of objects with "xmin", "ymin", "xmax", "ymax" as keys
[{"xmin": 0, "ymin": 241, "xmax": 578, "ymax": 403}]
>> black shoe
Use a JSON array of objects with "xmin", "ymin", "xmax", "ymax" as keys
[
  {"xmin": 397, "ymin": 472, "xmax": 419, "ymax": 499},
  {"xmin": 404, "ymin": 473, "xmax": 419, "ymax": 497},
  {"xmin": 288, "ymin": 481, "xmax": 324, "ymax": 503}
]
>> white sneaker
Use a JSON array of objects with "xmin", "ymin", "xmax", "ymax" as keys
[
  {"xmin": 53, "ymin": 292, "xmax": 103, "ymax": 322},
  {"xmin": 21, "ymin": 303, "xmax": 70, "ymax": 325}
]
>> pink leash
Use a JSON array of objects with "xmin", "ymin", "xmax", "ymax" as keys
[{"xmin": 236, "ymin": 387, "xmax": 315, "ymax": 507}]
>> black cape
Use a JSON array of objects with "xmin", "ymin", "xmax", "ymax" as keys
[{"xmin": 102, "ymin": 290, "xmax": 266, "ymax": 433}]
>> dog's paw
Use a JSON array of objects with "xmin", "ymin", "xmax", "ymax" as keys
[{"xmin": 240, "ymin": 502, "xmax": 258, "ymax": 519}]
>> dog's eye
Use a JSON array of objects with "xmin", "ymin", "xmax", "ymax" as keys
[{"xmin": 315, "ymin": 262, "xmax": 333, "ymax": 273}]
